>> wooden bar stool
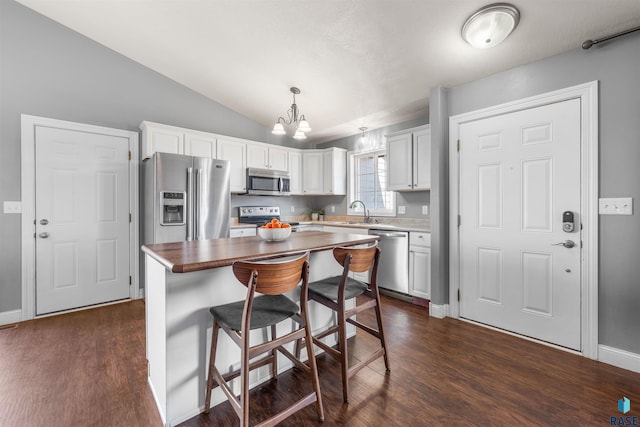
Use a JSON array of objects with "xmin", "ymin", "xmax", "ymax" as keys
[
  {"xmin": 204, "ymin": 252, "xmax": 324, "ymax": 426},
  {"xmin": 301, "ymin": 245, "xmax": 390, "ymax": 403}
]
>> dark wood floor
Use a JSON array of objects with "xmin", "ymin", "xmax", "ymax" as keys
[{"xmin": 1, "ymin": 298, "xmax": 638, "ymax": 427}]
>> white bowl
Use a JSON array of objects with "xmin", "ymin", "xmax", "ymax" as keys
[{"xmin": 258, "ymin": 227, "xmax": 292, "ymax": 242}]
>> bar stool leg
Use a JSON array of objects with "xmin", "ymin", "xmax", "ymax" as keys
[
  {"xmin": 204, "ymin": 320, "xmax": 220, "ymax": 414},
  {"xmin": 374, "ymin": 299, "xmax": 391, "ymax": 372},
  {"xmin": 271, "ymin": 324, "xmax": 278, "ymax": 379},
  {"xmin": 338, "ymin": 301, "xmax": 350, "ymax": 403}
]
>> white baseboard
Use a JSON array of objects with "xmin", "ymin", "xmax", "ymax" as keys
[
  {"xmin": 599, "ymin": 345, "xmax": 640, "ymax": 374},
  {"xmin": 0, "ymin": 309, "xmax": 22, "ymax": 326},
  {"xmin": 429, "ymin": 303, "xmax": 449, "ymax": 319}
]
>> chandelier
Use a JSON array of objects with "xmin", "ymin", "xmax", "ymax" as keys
[{"xmin": 271, "ymin": 87, "xmax": 311, "ymax": 140}]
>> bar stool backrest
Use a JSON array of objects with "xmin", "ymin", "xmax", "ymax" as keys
[
  {"xmin": 232, "ymin": 252, "xmax": 309, "ymax": 295},
  {"xmin": 333, "ymin": 245, "xmax": 380, "ymax": 274}
]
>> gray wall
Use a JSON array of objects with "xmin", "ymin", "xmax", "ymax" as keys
[
  {"xmin": 316, "ymin": 117, "xmax": 430, "ymax": 219},
  {"xmin": 0, "ymin": 1, "xmax": 304, "ymax": 312},
  {"xmin": 444, "ymin": 35, "xmax": 640, "ymax": 354}
]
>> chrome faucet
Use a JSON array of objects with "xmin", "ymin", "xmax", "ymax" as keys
[{"xmin": 350, "ymin": 200, "xmax": 370, "ymax": 223}]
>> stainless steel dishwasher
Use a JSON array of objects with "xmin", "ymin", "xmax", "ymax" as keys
[{"xmin": 368, "ymin": 229, "xmax": 409, "ymax": 294}]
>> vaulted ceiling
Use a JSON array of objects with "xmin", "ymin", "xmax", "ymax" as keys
[{"xmin": 16, "ymin": 0, "xmax": 640, "ymax": 143}]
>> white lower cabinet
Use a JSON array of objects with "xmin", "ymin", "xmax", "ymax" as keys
[
  {"xmin": 409, "ymin": 232, "xmax": 431, "ymax": 300},
  {"xmin": 230, "ymin": 227, "xmax": 257, "ymax": 238}
]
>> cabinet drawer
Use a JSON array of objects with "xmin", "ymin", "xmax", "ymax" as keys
[
  {"xmin": 230, "ymin": 227, "xmax": 257, "ymax": 238},
  {"xmin": 409, "ymin": 232, "xmax": 430, "ymax": 247}
]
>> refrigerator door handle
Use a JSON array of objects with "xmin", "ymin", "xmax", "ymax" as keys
[
  {"xmin": 186, "ymin": 167, "xmax": 194, "ymax": 241},
  {"xmin": 278, "ymin": 177, "xmax": 282, "ymax": 193},
  {"xmin": 195, "ymin": 168, "xmax": 201, "ymax": 239}
]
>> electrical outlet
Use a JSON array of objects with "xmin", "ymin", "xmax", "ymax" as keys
[
  {"xmin": 398, "ymin": 205, "xmax": 406, "ymax": 215},
  {"xmin": 3, "ymin": 201, "xmax": 21, "ymax": 214},
  {"xmin": 599, "ymin": 197, "xmax": 633, "ymax": 215},
  {"xmin": 422, "ymin": 205, "xmax": 429, "ymax": 215},
  {"xmin": 290, "ymin": 206, "xmax": 295, "ymax": 213},
  {"xmin": 331, "ymin": 205, "xmax": 335, "ymax": 213}
]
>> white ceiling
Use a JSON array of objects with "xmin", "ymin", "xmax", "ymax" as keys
[{"xmin": 16, "ymin": 0, "xmax": 640, "ymax": 143}]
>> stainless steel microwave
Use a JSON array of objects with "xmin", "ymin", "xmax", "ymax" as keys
[{"xmin": 246, "ymin": 168, "xmax": 291, "ymax": 196}]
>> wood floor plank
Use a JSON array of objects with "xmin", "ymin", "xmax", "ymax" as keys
[{"xmin": 0, "ymin": 297, "xmax": 638, "ymax": 427}]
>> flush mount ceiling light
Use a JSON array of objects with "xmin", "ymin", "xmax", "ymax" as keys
[
  {"xmin": 462, "ymin": 3, "xmax": 520, "ymax": 49},
  {"xmin": 271, "ymin": 87, "xmax": 311, "ymax": 140}
]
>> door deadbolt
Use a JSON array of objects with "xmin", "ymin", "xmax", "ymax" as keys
[
  {"xmin": 39, "ymin": 232, "xmax": 49, "ymax": 238},
  {"xmin": 40, "ymin": 219, "xmax": 49, "ymax": 225}
]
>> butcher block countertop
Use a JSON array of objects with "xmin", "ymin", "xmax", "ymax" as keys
[{"xmin": 142, "ymin": 231, "xmax": 378, "ymax": 273}]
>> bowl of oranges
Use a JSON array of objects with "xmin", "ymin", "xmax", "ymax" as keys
[{"xmin": 258, "ymin": 218, "xmax": 292, "ymax": 241}]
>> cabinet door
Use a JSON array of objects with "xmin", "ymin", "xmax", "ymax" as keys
[
  {"xmin": 246, "ymin": 143, "xmax": 269, "ymax": 169},
  {"xmin": 269, "ymin": 147, "xmax": 289, "ymax": 171},
  {"xmin": 143, "ymin": 127, "xmax": 184, "ymax": 158},
  {"xmin": 184, "ymin": 132, "xmax": 216, "ymax": 158},
  {"xmin": 302, "ymin": 151, "xmax": 323, "ymax": 194},
  {"xmin": 387, "ymin": 133, "xmax": 413, "ymax": 191},
  {"xmin": 413, "ymin": 128, "xmax": 431, "ymax": 190},
  {"xmin": 409, "ymin": 247, "xmax": 431, "ymax": 300},
  {"xmin": 217, "ymin": 139, "xmax": 246, "ymax": 193},
  {"xmin": 289, "ymin": 150, "xmax": 303, "ymax": 194},
  {"xmin": 322, "ymin": 150, "xmax": 334, "ymax": 194}
]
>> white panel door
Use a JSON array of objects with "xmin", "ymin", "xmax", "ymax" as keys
[
  {"xmin": 459, "ymin": 98, "xmax": 581, "ymax": 350},
  {"xmin": 35, "ymin": 126, "xmax": 131, "ymax": 315}
]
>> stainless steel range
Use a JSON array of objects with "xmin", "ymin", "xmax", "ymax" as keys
[{"xmin": 238, "ymin": 206, "xmax": 300, "ymax": 229}]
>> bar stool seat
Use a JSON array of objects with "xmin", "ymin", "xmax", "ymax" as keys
[
  {"xmin": 210, "ymin": 295, "xmax": 299, "ymax": 331},
  {"xmin": 307, "ymin": 276, "xmax": 368, "ymax": 301},
  {"xmin": 204, "ymin": 252, "xmax": 324, "ymax": 427}
]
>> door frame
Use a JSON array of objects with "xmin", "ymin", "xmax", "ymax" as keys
[
  {"xmin": 20, "ymin": 115, "xmax": 140, "ymax": 321},
  {"xmin": 448, "ymin": 81, "xmax": 599, "ymax": 359}
]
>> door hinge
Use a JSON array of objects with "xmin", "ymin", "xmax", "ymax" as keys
[
  {"xmin": 129, "ymin": 276, "xmax": 132, "ymax": 285},
  {"xmin": 129, "ymin": 213, "xmax": 132, "ymax": 223},
  {"xmin": 458, "ymin": 215, "xmax": 461, "ymax": 227},
  {"xmin": 457, "ymin": 289, "xmax": 461, "ymax": 301},
  {"xmin": 457, "ymin": 140, "xmax": 460, "ymax": 152},
  {"xmin": 128, "ymin": 151, "xmax": 132, "ymax": 160}
]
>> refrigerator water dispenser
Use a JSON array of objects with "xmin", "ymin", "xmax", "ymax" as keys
[{"xmin": 161, "ymin": 191, "xmax": 186, "ymax": 225}]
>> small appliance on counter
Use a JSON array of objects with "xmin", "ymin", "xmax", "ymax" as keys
[{"xmin": 238, "ymin": 206, "xmax": 301, "ymax": 230}]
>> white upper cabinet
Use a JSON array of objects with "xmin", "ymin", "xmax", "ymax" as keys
[
  {"xmin": 288, "ymin": 150, "xmax": 303, "ymax": 195},
  {"xmin": 246, "ymin": 143, "xmax": 289, "ymax": 171},
  {"xmin": 302, "ymin": 150, "xmax": 324, "ymax": 194},
  {"xmin": 301, "ymin": 148, "xmax": 346, "ymax": 195},
  {"xmin": 184, "ymin": 131, "xmax": 217, "ymax": 158},
  {"xmin": 323, "ymin": 147, "xmax": 347, "ymax": 195},
  {"xmin": 386, "ymin": 125, "xmax": 431, "ymax": 191},
  {"xmin": 217, "ymin": 138, "xmax": 247, "ymax": 193},
  {"xmin": 141, "ymin": 121, "xmax": 217, "ymax": 159},
  {"xmin": 141, "ymin": 122, "xmax": 184, "ymax": 158},
  {"xmin": 268, "ymin": 146, "xmax": 289, "ymax": 171}
]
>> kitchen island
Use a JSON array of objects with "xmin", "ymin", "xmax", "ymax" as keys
[{"xmin": 142, "ymin": 231, "xmax": 378, "ymax": 427}]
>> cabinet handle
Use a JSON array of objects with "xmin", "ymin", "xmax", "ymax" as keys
[{"xmin": 408, "ymin": 184, "xmax": 412, "ymax": 187}]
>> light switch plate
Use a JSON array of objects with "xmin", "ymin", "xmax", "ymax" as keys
[
  {"xmin": 398, "ymin": 205, "xmax": 406, "ymax": 214},
  {"xmin": 3, "ymin": 201, "xmax": 22, "ymax": 214},
  {"xmin": 599, "ymin": 197, "xmax": 633, "ymax": 215},
  {"xmin": 422, "ymin": 205, "xmax": 429, "ymax": 215}
]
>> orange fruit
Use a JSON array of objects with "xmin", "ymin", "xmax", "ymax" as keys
[
  {"xmin": 266, "ymin": 223, "xmax": 273, "ymax": 228},
  {"xmin": 272, "ymin": 223, "xmax": 281, "ymax": 228},
  {"xmin": 281, "ymin": 223, "xmax": 290, "ymax": 228},
  {"xmin": 271, "ymin": 218, "xmax": 279, "ymax": 224}
]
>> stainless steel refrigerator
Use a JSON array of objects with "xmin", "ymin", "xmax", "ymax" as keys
[{"xmin": 143, "ymin": 152, "xmax": 231, "ymax": 246}]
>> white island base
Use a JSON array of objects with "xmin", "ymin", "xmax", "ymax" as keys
[{"xmin": 145, "ymin": 250, "xmax": 353, "ymax": 427}]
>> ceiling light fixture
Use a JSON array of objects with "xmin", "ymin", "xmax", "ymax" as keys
[
  {"xmin": 359, "ymin": 127, "xmax": 368, "ymax": 142},
  {"xmin": 462, "ymin": 3, "xmax": 520, "ymax": 49},
  {"xmin": 272, "ymin": 87, "xmax": 311, "ymax": 140}
]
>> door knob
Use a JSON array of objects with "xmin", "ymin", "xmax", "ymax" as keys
[
  {"xmin": 39, "ymin": 232, "xmax": 49, "ymax": 238},
  {"xmin": 552, "ymin": 240, "xmax": 575, "ymax": 248},
  {"xmin": 39, "ymin": 219, "xmax": 49, "ymax": 225}
]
